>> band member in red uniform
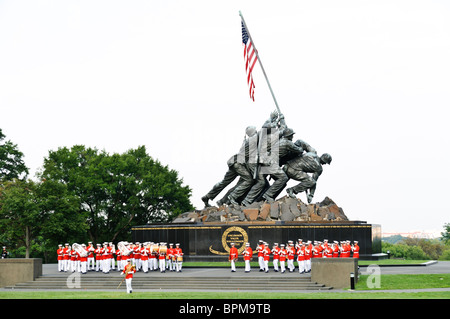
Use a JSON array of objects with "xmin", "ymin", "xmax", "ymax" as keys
[
  {"xmin": 271, "ymin": 243, "xmax": 280, "ymax": 272},
  {"xmin": 332, "ymin": 241, "xmax": 340, "ymax": 258},
  {"xmin": 324, "ymin": 243, "xmax": 333, "ymax": 258},
  {"xmin": 134, "ymin": 243, "xmax": 141, "ymax": 271},
  {"xmin": 256, "ymin": 240, "xmax": 265, "ymax": 272},
  {"xmin": 94, "ymin": 244, "xmax": 103, "ymax": 272},
  {"xmin": 297, "ymin": 243, "xmax": 305, "ymax": 274},
  {"xmin": 287, "ymin": 241, "xmax": 295, "ymax": 272},
  {"xmin": 229, "ymin": 242, "xmax": 238, "ymax": 272},
  {"xmin": 57, "ymin": 244, "xmax": 64, "ymax": 272},
  {"xmin": 86, "ymin": 242, "xmax": 95, "ymax": 271},
  {"xmin": 149, "ymin": 242, "xmax": 157, "ymax": 271},
  {"xmin": 108, "ymin": 242, "xmax": 115, "ymax": 270},
  {"xmin": 158, "ymin": 243, "xmax": 166, "ymax": 273},
  {"xmin": 116, "ymin": 246, "xmax": 122, "ymax": 271},
  {"xmin": 305, "ymin": 241, "xmax": 312, "ymax": 272},
  {"xmin": 63, "ymin": 243, "xmax": 70, "ymax": 272},
  {"xmin": 167, "ymin": 243, "xmax": 175, "ymax": 272},
  {"xmin": 102, "ymin": 243, "xmax": 110, "ymax": 273},
  {"xmin": 263, "ymin": 242, "xmax": 271, "ymax": 273},
  {"xmin": 121, "ymin": 259, "xmax": 135, "ymax": 293},
  {"xmin": 243, "ymin": 242, "xmax": 253, "ymax": 273},
  {"xmin": 279, "ymin": 244, "xmax": 287, "ymax": 273},
  {"xmin": 140, "ymin": 243, "xmax": 149, "ymax": 273},
  {"xmin": 174, "ymin": 243, "xmax": 183, "ymax": 272},
  {"xmin": 70, "ymin": 245, "xmax": 78, "ymax": 272},
  {"xmin": 352, "ymin": 241, "xmax": 360, "ymax": 259},
  {"xmin": 78, "ymin": 244, "xmax": 88, "ymax": 274}
]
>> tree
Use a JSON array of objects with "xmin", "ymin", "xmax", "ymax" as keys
[
  {"xmin": 0, "ymin": 179, "xmax": 40, "ymax": 258},
  {"xmin": 0, "ymin": 128, "xmax": 29, "ymax": 182},
  {"xmin": 441, "ymin": 223, "xmax": 450, "ymax": 245},
  {"xmin": 39, "ymin": 145, "xmax": 194, "ymax": 243}
]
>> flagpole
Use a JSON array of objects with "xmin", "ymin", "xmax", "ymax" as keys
[{"xmin": 239, "ymin": 11, "xmax": 281, "ymax": 115}]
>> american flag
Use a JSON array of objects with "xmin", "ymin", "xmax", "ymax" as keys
[{"xmin": 241, "ymin": 21, "xmax": 257, "ymax": 101}]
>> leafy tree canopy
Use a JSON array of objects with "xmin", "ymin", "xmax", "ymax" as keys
[
  {"xmin": 0, "ymin": 128, "xmax": 29, "ymax": 182},
  {"xmin": 38, "ymin": 145, "xmax": 194, "ymax": 243}
]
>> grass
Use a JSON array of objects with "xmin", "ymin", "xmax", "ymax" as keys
[
  {"xmin": 356, "ymin": 273, "xmax": 450, "ymax": 290},
  {"xmin": 1, "ymin": 260, "xmax": 448, "ymax": 299},
  {"xmin": 0, "ymin": 273, "xmax": 449, "ymax": 299},
  {"xmin": 0, "ymin": 289, "xmax": 449, "ymax": 299}
]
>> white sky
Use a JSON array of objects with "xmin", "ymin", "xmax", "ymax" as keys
[{"xmin": 1, "ymin": 0, "xmax": 449, "ymax": 235}]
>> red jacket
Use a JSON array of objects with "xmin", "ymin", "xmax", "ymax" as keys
[
  {"xmin": 243, "ymin": 247, "xmax": 253, "ymax": 261},
  {"xmin": 229, "ymin": 247, "xmax": 238, "ymax": 261},
  {"xmin": 122, "ymin": 264, "xmax": 135, "ymax": 279}
]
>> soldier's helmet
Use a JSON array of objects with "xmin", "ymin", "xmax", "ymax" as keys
[
  {"xmin": 283, "ymin": 128, "xmax": 295, "ymax": 138},
  {"xmin": 320, "ymin": 153, "xmax": 332, "ymax": 164},
  {"xmin": 246, "ymin": 126, "xmax": 257, "ymax": 137}
]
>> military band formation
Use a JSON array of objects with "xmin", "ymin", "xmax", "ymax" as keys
[
  {"xmin": 57, "ymin": 238, "xmax": 359, "ymax": 275},
  {"xmin": 56, "ymin": 241, "xmax": 184, "ymax": 275},
  {"xmin": 231, "ymin": 239, "xmax": 360, "ymax": 273}
]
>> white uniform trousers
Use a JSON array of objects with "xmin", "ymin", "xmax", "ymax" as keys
[
  {"xmin": 159, "ymin": 259, "xmax": 165, "ymax": 272},
  {"xmin": 176, "ymin": 261, "xmax": 183, "ymax": 272},
  {"xmin": 230, "ymin": 260, "xmax": 236, "ymax": 272},
  {"xmin": 287, "ymin": 259, "xmax": 295, "ymax": 272},
  {"xmin": 141, "ymin": 259, "xmax": 149, "ymax": 273},
  {"xmin": 297, "ymin": 259, "xmax": 305, "ymax": 273},
  {"xmin": 244, "ymin": 260, "xmax": 251, "ymax": 272},
  {"xmin": 80, "ymin": 261, "xmax": 87, "ymax": 274},
  {"xmin": 125, "ymin": 278, "xmax": 132, "ymax": 293},
  {"xmin": 258, "ymin": 256, "xmax": 264, "ymax": 270},
  {"xmin": 263, "ymin": 260, "xmax": 269, "ymax": 272},
  {"xmin": 280, "ymin": 260, "xmax": 286, "ymax": 273},
  {"xmin": 273, "ymin": 259, "xmax": 279, "ymax": 271},
  {"xmin": 87, "ymin": 257, "xmax": 95, "ymax": 270}
]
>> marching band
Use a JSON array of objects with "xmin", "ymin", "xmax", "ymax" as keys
[
  {"xmin": 57, "ymin": 241, "xmax": 184, "ymax": 274},
  {"xmin": 232, "ymin": 239, "xmax": 360, "ymax": 273},
  {"xmin": 56, "ymin": 239, "xmax": 360, "ymax": 275}
]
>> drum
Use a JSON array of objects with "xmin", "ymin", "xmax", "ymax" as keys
[
  {"xmin": 150, "ymin": 244, "xmax": 159, "ymax": 254},
  {"xmin": 177, "ymin": 256, "xmax": 183, "ymax": 262}
]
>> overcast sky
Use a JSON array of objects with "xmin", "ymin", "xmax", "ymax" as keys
[{"xmin": 1, "ymin": 0, "xmax": 449, "ymax": 235}]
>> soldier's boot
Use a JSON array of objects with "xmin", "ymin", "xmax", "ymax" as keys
[{"xmin": 201, "ymin": 195, "xmax": 211, "ymax": 207}]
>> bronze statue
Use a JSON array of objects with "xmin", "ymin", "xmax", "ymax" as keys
[
  {"xmin": 201, "ymin": 111, "xmax": 332, "ymax": 207},
  {"xmin": 201, "ymin": 126, "xmax": 257, "ymax": 207}
]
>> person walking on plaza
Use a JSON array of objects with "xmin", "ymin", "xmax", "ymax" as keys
[
  {"xmin": 229, "ymin": 243, "xmax": 238, "ymax": 272},
  {"xmin": 120, "ymin": 259, "xmax": 135, "ymax": 294},
  {"xmin": 243, "ymin": 242, "xmax": 253, "ymax": 273}
]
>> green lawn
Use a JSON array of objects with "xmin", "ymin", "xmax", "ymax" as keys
[
  {"xmin": 0, "ymin": 289, "xmax": 449, "ymax": 299},
  {"xmin": 1, "ymin": 273, "xmax": 449, "ymax": 299},
  {"xmin": 1, "ymin": 260, "xmax": 448, "ymax": 299}
]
